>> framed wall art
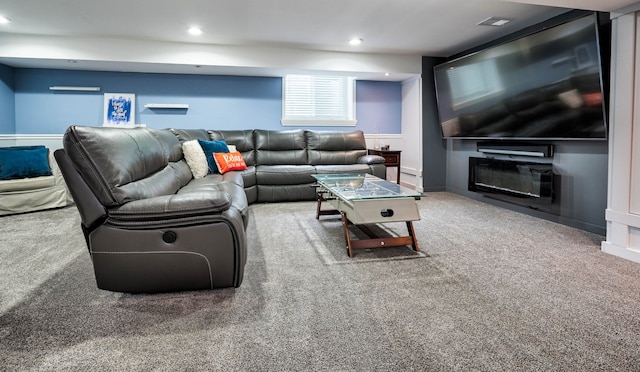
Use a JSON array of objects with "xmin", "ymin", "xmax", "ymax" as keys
[{"xmin": 103, "ymin": 93, "xmax": 135, "ymax": 127}]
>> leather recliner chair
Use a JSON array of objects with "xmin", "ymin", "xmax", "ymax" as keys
[{"xmin": 55, "ymin": 125, "xmax": 247, "ymax": 293}]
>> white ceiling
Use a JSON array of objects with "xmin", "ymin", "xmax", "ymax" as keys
[
  {"xmin": 504, "ymin": 0, "xmax": 639, "ymax": 13},
  {"xmin": 0, "ymin": 0, "xmax": 637, "ymax": 78}
]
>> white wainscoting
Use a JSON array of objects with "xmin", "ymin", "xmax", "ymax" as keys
[
  {"xmin": 0, "ymin": 134, "xmax": 65, "ymax": 150},
  {"xmin": 400, "ymin": 77, "xmax": 423, "ymax": 193},
  {"xmin": 364, "ymin": 133, "xmax": 421, "ymax": 191},
  {"xmin": 601, "ymin": 9, "xmax": 640, "ymax": 263}
]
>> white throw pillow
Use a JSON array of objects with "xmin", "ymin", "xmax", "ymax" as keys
[
  {"xmin": 182, "ymin": 140, "xmax": 209, "ymax": 179},
  {"xmin": 227, "ymin": 144, "xmax": 237, "ymax": 153}
]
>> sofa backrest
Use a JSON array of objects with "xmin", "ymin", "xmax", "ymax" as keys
[
  {"xmin": 63, "ymin": 126, "xmax": 192, "ymax": 207},
  {"xmin": 305, "ymin": 130, "xmax": 367, "ymax": 165},
  {"xmin": 209, "ymin": 130, "xmax": 256, "ymax": 166},
  {"xmin": 254, "ymin": 129, "xmax": 307, "ymax": 165},
  {"xmin": 167, "ymin": 128, "xmax": 209, "ymax": 142}
]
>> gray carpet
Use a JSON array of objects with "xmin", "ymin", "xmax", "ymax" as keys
[{"xmin": 2, "ymin": 192, "xmax": 640, "ymax": 371}]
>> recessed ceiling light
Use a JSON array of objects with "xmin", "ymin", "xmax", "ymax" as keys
[
  {"xmin": 0, "ymin": 15, "xmax": 11, "ymax": 24},
  {"xmin": 348, "ymin": 38, "xmax": 363, "ymax": 46},
  {"xmin": 478, "ymin": 17, "xmax": 512, "ymax": 27},
  {"xmin": 384, "ymin": 73, "xmax": 390, "ymax": 76},
  {"xmin": 188, "ymin": 26, "xmax": 203, "ymax": 36}
]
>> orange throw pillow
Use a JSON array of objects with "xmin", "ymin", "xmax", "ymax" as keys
[{"xmin": 213, "ymin": 152, "xmax": 248, "ymax": 174}]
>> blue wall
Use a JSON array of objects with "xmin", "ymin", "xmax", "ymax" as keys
[
  {"xmin": 0, "ymin": 64, "xmax": 15, "ymax": 133},
  {"xmin": 356, "ymin": 80, "xmax": 401, "ymax": 134},
  {"xmin": 8, "ymin": 67, "xmax": 402, "ymax": 135}
]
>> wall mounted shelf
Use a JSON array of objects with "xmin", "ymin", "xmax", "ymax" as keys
[
  {"xmin": 144, "ymin": 103, "xmax": 189, "ymax": 109},
  {"xmin": 49, "ymin": 86, "xmax": 101, "ymax": 92}
]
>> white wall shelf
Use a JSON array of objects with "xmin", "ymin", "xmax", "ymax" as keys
[
  {"xmin": 49, "ymin": 86, "xmax": 101, "ymax": 92},
  {"xmin": 144, "ymin": 103, "xmax": 189, "ymax": 109}
]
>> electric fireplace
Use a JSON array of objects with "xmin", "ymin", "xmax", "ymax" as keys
[{"xmin": 469, "ymin": 157, "xmax": 555, "ymax": 209}]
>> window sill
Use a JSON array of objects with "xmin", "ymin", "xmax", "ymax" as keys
[{"xmin": 281, "ymin": 119, "xmax": 357, "ymax": 127}]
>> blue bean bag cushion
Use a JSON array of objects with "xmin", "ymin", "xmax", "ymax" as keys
[
  {"xmin": 197, "ymin": 139, "xmax": 229, "ymax": 173},
  {"xmin": 0, "ymin": 146, "xmax": 52, "ymax": 180}
]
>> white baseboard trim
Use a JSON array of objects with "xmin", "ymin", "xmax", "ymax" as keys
[{"xmin": 601, "ymin": 241, "xmax": 640, "ymax": 263}]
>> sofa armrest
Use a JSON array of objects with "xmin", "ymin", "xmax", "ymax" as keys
[
  {"xmin": 55, "ymin": 149, "xmax": 107, "ymax": 229},
  {"xmin": 357, "ymin": 155, "xmax": 385, "ymax": 165},
  {"xmin": 49, "ymin": 151, "xmax": 74, "ymax": 204},
  {"xmin": 109, "ymin": 191, "xmax": 231, "ymax": 223},
  {"xmin": 49, "ymin": 151, "xmax": 63, "ymax": 184}
]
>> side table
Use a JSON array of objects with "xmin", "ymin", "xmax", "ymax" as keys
[{"xmin": 368, "ymin": 149, "xmax": 402, "ymax": 184}]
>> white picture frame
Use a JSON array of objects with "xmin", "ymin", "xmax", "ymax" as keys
[{"xmin": 103, "ymin": 93, "xmax": 136, "ymax": 127}]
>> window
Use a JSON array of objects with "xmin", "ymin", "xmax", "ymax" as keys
[
  {"xmin": 447, "ymin": 60, "xmax": 503, "ymax": 109},
  {"xmin": 282, "ymin": 74, "xmax": 357, "ymax": 126}
]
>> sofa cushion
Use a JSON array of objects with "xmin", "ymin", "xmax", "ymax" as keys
[
  {"xmin": 239, "ymin": 166, "xmax": 256, "ymax": 187},
  {"xmin": 254, "ymin": 129, "xmax": 307, "ymax": 165},
  {"xmin": 0, "ymin": 175, "xmax": 55, "ymax": 192},
  {"xmin": 256, "ymin": 165, "xmax": 316, "ymax": 185},
  {"xmin": 152, "ymin": 129, "xmax": 184, "ymax": 162},
  {"xmin": 168, "ymin": 128, "xmax": 210, "ymax": 142},
  {"xmin": 306, "ymin": 130, "xmax": 367, "ymax": 165},
  {"xmin": 177, "ymin": 176, "xmax": 249, "ymax": 227},
  {"xmin": 236, "ymin": 165, "xmax": 257, "ymax": 204},
  {"xmin": 182, "ymin": 140, "xmax": 209, "ymax": 179},
  {"xmin": 116, "ymin": 160, "xmax": 193, "ymax": 203},
  {"xmin": 197, "ymin": 139, "xmax": 230, "ymax": 173},
  {"xmin": 257, "ymin": 184, "xmax": 316, "ymax": 202},
  {"xmin": 220, "ymin": 169, "xmax": 245, "ymax": 188},
  {"xmin": 209, "ymin": 130, "xmax": 256, "ymax": 166},
  {"xmin": 0, "ymin": 146, "xmax": 52, "ymax": 180},
  {"xmin": 108, "ymin": 191, "xmax": 232, "ymax": 223},
  {"xmin": 315, "ymin": 164, "xmax": 372, "ymax": 174},
  {"xmin": 63, "ymin": 126, "xmax": 192, "ymax": 206}
]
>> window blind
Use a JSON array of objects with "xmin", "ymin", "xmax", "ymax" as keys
[{"xmin": 282, "ymin": 75, "xmax": 357, "ymax": 126}]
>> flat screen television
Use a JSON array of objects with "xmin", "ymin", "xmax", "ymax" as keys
[{"xmin": 433, "ymin": 14, "xmax": 608, "ymax": 140}]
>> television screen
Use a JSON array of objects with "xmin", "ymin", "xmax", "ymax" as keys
[{"xmin": 433, "ymin": 14, "xmax": 607, "ymax": 140}]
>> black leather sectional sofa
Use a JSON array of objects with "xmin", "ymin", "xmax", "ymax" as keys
[
  {"xmin": 55, "ymin": 125, "xmax": 386, "ymax": 293},
  {"xmin": 170, "ymin": 128, "xmax": 386, "ymax": 203}
]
